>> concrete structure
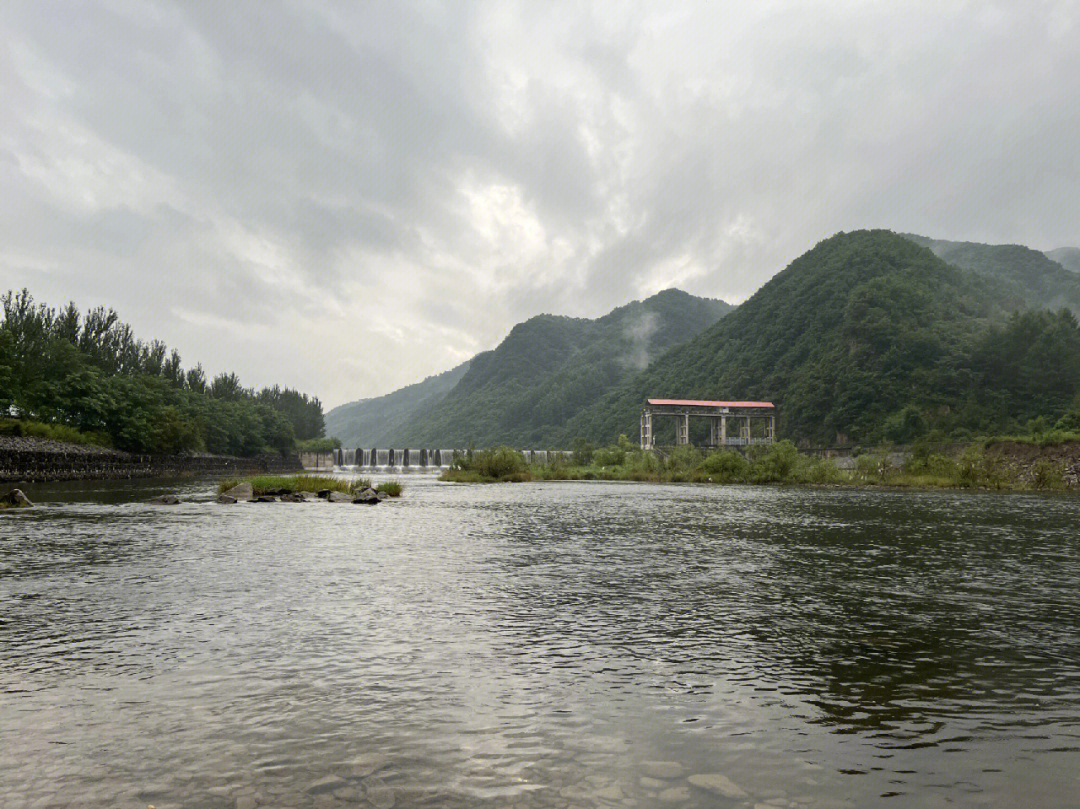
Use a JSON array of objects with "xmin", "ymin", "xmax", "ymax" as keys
[{"xmin": 640, "ymin": 398, "xmax": 776, "ymax": 450}]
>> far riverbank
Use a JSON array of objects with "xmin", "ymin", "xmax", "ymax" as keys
[{"xmin": 440, "ymin": 440, "xmax": 1080, "ymax": 492}]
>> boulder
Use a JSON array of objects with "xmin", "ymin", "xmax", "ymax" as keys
[
  {"xmin": 327, "ymin": 491, "xmax": 352, "ymax": 503},
  {"xmin": 376, "ymin": 490, "xmax": 389, "ymax": 501},
  {"xmin": 149, "ymin": 494, "xmax": 181, "ymax": 505},
  {"xmin": 316, "ymin": 489, "xmax": 332, "ymax": 499},
  {"xmin": 216, "ymin": 494, "xmax": 237, "ymax": 504},
  {"xmin": 223, "ymin": 481, "xmax": 254, "ymax": 500},
  {"xmin": 0, "ymin": 488, "xmax": 33, "ymax": 509},
  {"xmin": 279, "ymin": 492, "xmax": 306, "ymax": 502},
  {"xmin": 352, "ymin": 489, "xmax": 380, "ymax": 505},
  {"xmin": 251, "ymin": 495, "xmax": 277, "ymax": 503}
]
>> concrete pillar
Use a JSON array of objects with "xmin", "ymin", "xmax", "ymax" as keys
[
  {"xmin": 677, "ymin": 413, "xmax": 689, "ymax": 445},
  {"xmin": 745, "ymin": 416, "xmax": 751, "ymax": 444},
  {"xmin": 770, "ymin": 415, "xmax": 776, "ymax": 443},
  {"xmin": 721, "ymin": 415, "xmax": 727, "ymax": 445}
]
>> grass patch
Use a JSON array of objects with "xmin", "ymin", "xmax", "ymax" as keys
[
  {"xmin": 217, "ymin": 474, "xmax": 374, "ymax": 496},
  {"xmin": 0, "ymin": 418, "xmax": 112, "ymax": 448},
  {"xmin": 376, "ymin": 480, "xmax": 403, "ymax": 497}
]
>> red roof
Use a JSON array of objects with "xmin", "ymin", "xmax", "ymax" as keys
[{"xmin": 647, "ymin": 398, "xmax": 775, "ymax": 409}]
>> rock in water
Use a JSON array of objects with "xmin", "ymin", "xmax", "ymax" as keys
[
  {"xmin": 280, "ymin": 492, "xmax": 306, "ymax": 502},
  {"xmin": 352, "ymin": 488, "xmax": 380, "ymax": 505},
  {"xmin": 149, "ymin": 494, "xmax": 180, "ymax": 505},
  {"xmin": 216, "ymin": 494, "xmax": 237, "ymax": 504},
  {"xmin": 327, "ymin": 491, "xmax": 352, "ymax": 503},
  {"xmin": 222, "ymin": 481, "xmax": 254, "ymax": 500},
  {"xmin": 316, "ymin": 489, "xmax": 332, "ymax": 499},
  {"xmin": 1, "ymin": 488, "xmax": 33, "ymax": 509},
  {"xmin": 252, "ymin": 495, "xmax": 277, "ymax": 503},
  {"xmin": 687, "ymin": 773, "xmax": 747, "ymax": 798}
]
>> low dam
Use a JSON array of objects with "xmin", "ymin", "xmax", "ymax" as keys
[{"xmin": 302, "ymin": 448, "xmax": 574, "ymax": 472}]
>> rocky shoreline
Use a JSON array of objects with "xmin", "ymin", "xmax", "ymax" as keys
[{"xmin": 0, "ymin": 435, "xmax": 302, "ymax": 484}]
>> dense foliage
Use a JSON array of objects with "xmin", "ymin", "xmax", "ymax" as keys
[
  {"xmin": 388, "ymin": 289, "xmax": 731, "ymax": 447},
  {"xmin": 0, "ymin": 290, "xmax": 325, "ymax": 455},
  {"xmin": 566, "ymin": 231, "xmax": 1080, "ymax": 446}
]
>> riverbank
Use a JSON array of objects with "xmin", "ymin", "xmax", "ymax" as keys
[
  {"xmin": 0, "ymin": 434, "xmax": 301, "ymax": 483},
  {"xmin": 440, "ymin": 441, "xmax": 1080, "ymax": 492}
]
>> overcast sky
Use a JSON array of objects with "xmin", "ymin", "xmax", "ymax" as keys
[{"xmin": 3, "ymin": 1, "xmax": 1079, "ymax": 406}]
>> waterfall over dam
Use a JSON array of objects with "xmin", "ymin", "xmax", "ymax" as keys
[{"xmin": 307, "ymin": 448, "xmax": 574, "ymax": 472}]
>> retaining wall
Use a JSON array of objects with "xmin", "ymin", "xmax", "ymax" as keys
[{"xmin": 0, "ymin": 436, "xmax": 301, "ymax": 483}]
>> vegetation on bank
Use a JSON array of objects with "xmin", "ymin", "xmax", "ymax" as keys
[
  {"xmin": 295, "ymin": 436, "xmax": 342, "ymax": 453},
  {"xmin": 216, "ymin": 475, "xmax": 403, "ymax": 497},
  {"xmin": 0, "ymin": 289, "xmax": 327, "ymax": 456},
  {"xmin": 1, "ymin": 417, "xmax": 112, "ymax": 448},
  {"xmin": 441, "ymin": 438, "xmax": 1074, "ymax": 492}
]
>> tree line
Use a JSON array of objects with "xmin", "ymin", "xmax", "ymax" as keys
[{"xmin": 0, "ymin": 289, "xmax": 325, "ymax": 455}]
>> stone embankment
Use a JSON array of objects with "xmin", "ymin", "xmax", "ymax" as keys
[
  {"xmin": 987, "ymin": 441, "xmax": 1080, "ymax": 488},
  {"xmin": 0, "ymin": 435, "xmax": 301, "ymax": 484}
]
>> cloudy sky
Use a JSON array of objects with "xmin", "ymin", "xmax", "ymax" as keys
[{"xmin": 2, "ymin": 1, "xmax": 1079, "ymax": 406}]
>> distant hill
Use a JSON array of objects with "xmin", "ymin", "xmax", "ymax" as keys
[
  {"xmin": 567, "ymin": 231, "xmax": 1080, "ymax": 446},
  {"xmin": 390, "ymin": 289, "xmax": 732, "ymax": 447},
  {"xmin": 1046, "ymin": 247, "xmax": 1080, "ymax": 274},
  {"xmin": 324, "ymin": 360, "xmax": 470, "ymax": 447},
  {"xmin": 903, "ymin": 234, "xmax": 1080, "ymax": 313}
]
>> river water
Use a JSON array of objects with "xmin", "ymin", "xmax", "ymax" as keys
[{"xmin": 2, "ymin": 476, "xmax": 1079, "ymax": 809}]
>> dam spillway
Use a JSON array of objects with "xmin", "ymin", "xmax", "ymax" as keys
[{"xmin": 319, "ymin": 448, "xmax": 574, "ymax": 472}]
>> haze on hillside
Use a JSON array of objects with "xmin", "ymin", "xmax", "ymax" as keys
[{"xmin": 3, "ymin": 2, "xmax": 1079, "ymax": 408}]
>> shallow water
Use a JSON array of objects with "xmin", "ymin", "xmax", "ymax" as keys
[{"xmin": 2, "ymin": 477, "xmax": 1079, "ymax": 808}]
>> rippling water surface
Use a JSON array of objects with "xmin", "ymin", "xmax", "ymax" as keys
[{"xmin": 2, "ymin": 477, "xmax": 1080, "ymax": 809}]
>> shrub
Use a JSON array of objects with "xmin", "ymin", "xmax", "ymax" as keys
[
  {"xmin": 377, "ymin": 480, "xmax": 403, "ymax": 497},
  {"xmin": 749, "ymin": 440, "xmax": 800, "ymax": 482},
  {"xmin": 700, "ymin": 450, "xmax": 750, "ymax": 483}
]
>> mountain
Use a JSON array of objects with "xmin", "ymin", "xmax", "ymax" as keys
[
  {"xmin": 567, "ymin": 230, "xmax": 1080, "ymax": 446},
  {"xmin": 1046, "ymin": 247, "xmax": 1080, "ymax": 274},
  {"xmin": 388, "ymin": 289, "xmax": 732, "ymax": 447},
  {"xmin": 903, "ymin": 234, "xmax": 1080, "ymax": 313},
  {"xmin": 324, "ymin": 360, "xmax": 470, "ymax": 447}
]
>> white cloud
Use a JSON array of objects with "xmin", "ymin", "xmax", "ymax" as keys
[{"xmin": 1, "ymin": 0, "xmax": 1078, "ymax": 406}]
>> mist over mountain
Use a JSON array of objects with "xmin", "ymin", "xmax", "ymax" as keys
[
  {"xmin": 339, "ymin": 289, "xmax": 731, "ymax": 448},
  {"xmin": 903, "ymin": 234, "xmax": 1080, "ymax": 313},
  {"xmin": 1046, "ymin": 247, "xmax": 1080, "ymax": 275}
]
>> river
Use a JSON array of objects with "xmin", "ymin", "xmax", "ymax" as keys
[{"xmin": 2, "ymin": 476, "xmax": 1079, "ymax": 808}]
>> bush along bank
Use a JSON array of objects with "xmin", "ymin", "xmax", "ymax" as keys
[{"xmin": 439, "ymin": 438, "xmax": 1079, "ymax": 492}]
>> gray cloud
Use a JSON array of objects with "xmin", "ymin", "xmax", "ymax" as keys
[{"xmin": 2, "ymin": 0, "xmax": 1079, "ymax": 406}]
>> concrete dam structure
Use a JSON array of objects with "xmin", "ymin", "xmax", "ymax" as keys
[{"xmin": 311, "ymin": 448, "xmax": 576, "ymax": 472}]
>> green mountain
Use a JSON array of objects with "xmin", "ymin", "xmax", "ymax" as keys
[
  {"xmin": 567, "ymin": 230, "xmax": 1080, "ymax": 446},
  {"xmin": 903, "ymin": 234, "xmax": 1080, "ymax": 313},
  {"xmin": 389, "ymin": 289, "xmax": 732, "ymax": 447},
  {"xmin": 1046, "ymin": 247, "xmax": 1080, "ymax": 274},
  {"xmin": 324, "ymin": 360, "xmax": 470, "ymax": 447}
]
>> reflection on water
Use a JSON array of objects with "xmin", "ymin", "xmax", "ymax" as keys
[{"xmin": 2, "ymin": 478, "xmax": 1080, "ymax": 808}]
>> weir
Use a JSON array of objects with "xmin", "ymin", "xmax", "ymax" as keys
[{"xmin": 315, "ymin": 447, "xmax": 576, "ymax": 472}]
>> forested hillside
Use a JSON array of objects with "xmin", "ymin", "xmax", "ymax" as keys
[
  {"xmin": 325, "ymin": 360, "xmax": 470, "ymax": 447},
  {"xmin": 904, "ymin": 234, "xmax": 1080, "ymax": 313},
  {"xmin": 567, "ymin": 231, "xmax": 1080, "ymax": 446},
  {"xmin": 0, "ymin": 290, "xmax": 325, "ymax": 455},
  {"xmin": 1046, "ymin": 247, "xmax": 1080, "ymax": 274},
  {"xmin": 384, "ymin": 289, "xmax": 731, "ymax": 447}
]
